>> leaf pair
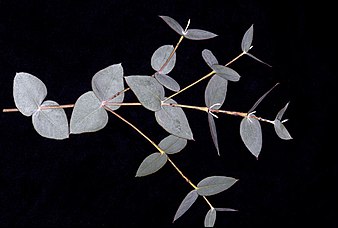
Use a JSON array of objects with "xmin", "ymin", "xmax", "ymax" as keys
[
  {"xmin": 240, "ymin": 83, "xmax": 292, "ymax": 158},
  {"xmin": 125, "ymin": 76, "xmax": 193, "ymax": 140},
  {"xmin": 160, "ymin": 16, "xmax": 217, "ymax": 40},
  {"xmin": 135, "ymin": 135, "xmax": 187, "ymax": 177},
  {"xmin": 202, "ymin": 49, "xmax": 240, "ymax": 155},
  {"xmin": 13, "ymin": 73, "xmax": 69, "ymax": 139},
  {"xmin": 173, "ymin": 176, "xmax": 238, "ymax": 226},
  {"xmin": 151, "ymin": 45, "xmax": 180, "ymax": 92},
  {"xmin": 70, "ymin": 64, "xmax": 124, "ymax": 134},
  {"xmin": 241, "ymin": 25, "xmax": 271, "ymax": 67}
]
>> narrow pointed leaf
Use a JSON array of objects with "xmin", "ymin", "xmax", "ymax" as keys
[
  {"xmin": 202, "ymin": 49, "xmax": 218, "ymax": 67},
  {"xmin": 125, "ymin": 76, "xmax": 164, "ymax": 111},
  {"xmin": 276, "ymin": 102, "xmax": 290, "ymax": 121},
  {"xmin": 241, "ymin": 24, "xmax": 254, "ymax": 52},
  {"xmin": 240, "ymin": 117, "xmax": 262, "ymax": 158},
  {"xmin": 215, "ymin": 208, "xmax": 238, "ymax": 212},
  {"xmin": 158, "ymin": 134, "xmax": 187, "ymax": 154},
  {"xmin": 205, "ymin": 75, "xmax": 228, "ymax": 108},
  {"xmin": 13, "ymin": 72, "xmax": 47, "ymax": 116},
  {"xmin": 159, "ymin": 15, "xmax": 184, "ymax": 36},
  {"xmin": 173, "ymin": 190, "xmax": 198, "ymax": 222},
  {"xmin": 208, "ymin": 114, "xmax": 220, "ymax": 156},
  {"xmin": 155, "ymin": 98, "xmax": 193, "ymax": 140},
  {"xmin": 91, "ymin": 63, "xmax": 124, "ymax": 110},
  {"xmin": 185, "ymin": 29, "xmax": 217, "ymax": 40},
  {"xmin": 204, "ymin": 208, "xmax": 216, "ymax": 227},
  {"xmin": 248, "ymin": 83, "xmax": 279, "ymax": 113},
  {"xmin": 197, "ymin": 176, "xmax": 238, "ymax": 196},
  {"xmin": 151, "ymin": 45, "xmax": 176, "ymax": 74},
  {"xmin": 70, "ymin": 91, "xmax": 108, "ymax": 134},
  {"xmin": 274, "ymin": 120, "xmax": 292, "ymax": 140},
  {"xmin": 155, "ymin": 73, "xmax": 180, "ymax": 92},
  {"xmin": 136, "ymin": 152, "xmax": 168, "ymax": 177},
  {"xmin": 246, "ymin": 52, "xmax": 272, "ymax": 67},
  {"xmin": 32, "ymin": 100, "xmax": 69, "ymax": 140},
  {"xmin": 211, "ymin": 65, "xmax": 240, "ymax": 82}
]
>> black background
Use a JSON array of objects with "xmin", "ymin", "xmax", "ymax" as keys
[{"xmin": 0, "ymin": 0, "xmax": 336, "ymax": 227}]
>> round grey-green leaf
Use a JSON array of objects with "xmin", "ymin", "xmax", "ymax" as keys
[
  {"xmin": 241, "ymin": 24, "xmax": 254, "ymax": 52},
  {"xmin": 197, "ymin": 176, "xmax": 238, "ymax": 196},
  {"xmin": 173, "ymin": 190, "xmax": 198, "ymax": 222},
  {"xmin": 240, "ymin": 117, "xmax": 262, "ymax": 158},
  {"xmin": 211, "ymin": 65, "xmax": 240, "ymax": 82},
  {"xmin": 204, "ymin": 208, "xmax": 216, "ymax": 227},
  {"xmin": 202, "ymin": 49, "xmax": 218, "ymax": 67},
  {"xmin": 159, "ymin": 16, "xmax": 184, "ymax": 36},
  {"xmin": 155, "ymin": 73, "xmax": 180, "ymax": 92},
  {"xmin": 184, "ymin": 29, "xmax": 218, "ymax": 40},
  {"xmin": 158, "ymin": 134, "xmax": 187, "ymax": 154},
  {"xmin": 205, "ymin": 75, "xmax": 228, "ymax": 108},
  {"xmin": 70, "ymin": 91, "xmax": 108, "ymax": 134},
  {"xmin": 13, "ymin": 72, "xmax": 47, "ymax": 116},
  {"xmin": 151, "ymin": 45, "xmax": 176, "ymax": 74},
  {"xmin": 125, "ymin": 75, "xmax": 164, "ymax": 112},
  {"xmin": 155, "ymin": 99, "xmax": 193, "ymax": 140},
  {"xmin": 91, "ymin": 63, "xmax": 124, "ymax": 110},
  {"xmin": 32, "ymin": 100, "xmax": 69, "ymax": 140},
  {"xmin": 136, "ymin": 152, "xmax": 168, "ymax": 177},
  {"xmin": 274, "ymin": 120, "xmax": 292, "ymax": 140}
]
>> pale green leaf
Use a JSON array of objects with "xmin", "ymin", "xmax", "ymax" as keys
[
  {"xmin": 158, "ymin": 134, "xmax": 187, "ymax": 154},
  {"xmin": 240, "ymin": 117, "xmax": 262, "ymax": 158},
  {"xmin": 197, "ymin": 176, "xmax": 238, "ymax": 196},
  {"xmin": 70, "ymin": 91, "xmax": 108, "ymax": 134},
  {"xmin": 151, "ymin": 45, "xmax": 176, "ymax": 74},
  {"xmin": 13, "ymin": 72, "xmax": 47, "ymax": 116},
  {"xmin": 173, "ymin": 190, "xmax": 198, "ymax": 222},
  {"xmin": 204, "ymin": 208, "xmax": 216, "ymax": 227},
  {"xmin": 125, "ymin": 76, "xmax": 164, "ymax": 111},
  {"xmin": 32, "ymin": 100, "xmax": 69, "ymax": 140},
  {"xmin": 136, "ymin": 152, "xmax": 168, "ymax": 177},
  {"xmin": 155, "ymin": 98, "xmax": 193, "ymax": 140}
]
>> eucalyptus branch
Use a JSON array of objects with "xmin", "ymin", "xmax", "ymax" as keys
[
  {"xmin": 3, "ymin": 15, "xmax": 292, "ymax": 227},
  {"xmin": 103, "ymin": 105, "xmax": 214, "ymax": 209}
]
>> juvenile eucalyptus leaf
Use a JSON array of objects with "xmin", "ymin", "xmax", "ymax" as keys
[
  {"xmin": 246, "ymin": 52, "xmax": 272, "ymax": 67},
  {"xmin": 32, "ymin": 100, "xmax": 69, "ymax": 140},
  {"xmin": 91, "ymin": 63, "xmax": 124, "ymax": 110},
  {"xmin": 173, "ymin": 190, "xmax": 198, "ymax": 222},
  {"xmin": 125, "ymin": 76, "xmax": 164, "ymax": 111},
  {"xmin": 135, "ymin": 152, "xmax": 168, "ymax": 177},
  {"xmin": 274, "ymin": 120, "xmax": 292, "ymax": 140},
  {"xmin": 204, "ymin": 208, "xmax": 216, "ymax": 227},
  {"xmin": 276, "ymin": 102, "xmax": 290, "ymax": 121},
  {"xmin": 205, "ymin": 75, "xmax": 228, "ymax": 108},
  {"xmin": 185, "ymin": 29, "xmax": 218, "ymax": 40},
  {"xmin": 70, "ymin": 91, "xmax": 108, "ymax": 134},
  {"xmin": 248, "ymin": 83, "xmax": 279, "ymax": 113},
  {"xmin": 151, "ymin": 45, "xmax": 176, "ymax": 74},
  {"xmin": 197, "ymin": 176, "xmax": 238, "ymax": 196},
  {"xmin": 155, "ymin": 99, "xmax": 193, "ymax": 140},
  {"xmin": 202, "ymin": 49, "xmax": 218, "ymax": 67},
  {"xmin": 274, "ymin": 102, "xmax": 292, "ymax": 140},
  {"xmin": 158, "ymin": 134, "xmax": 187, "ymax": 154},
  {"xmin": 211, "ymin": 65, "xmax": 240, "ymax": 82},
  {"xmin": 155, "ymin": 73, "xmax": 180, "ymax": 92},
  {"xmin": 159, "ymin": 15, "xmax": 184, "ymax": 36},
  {"xmin": 208, "ymin": 114, "xmax": 220, "ymax": 156},
  {"xmin": 13, "ymin": 72, "xmax": 47, "ymax": 116},
  {"xmin": 241, "ymin": 24, "xmax": 254, "ymax": 52},
  {"xmin": 215, "ymin": 208, "xmax": 238, "ymax": 212},
  {"xmin": 240, "ymin": 117, "xmax": 262, "ymax": 158}
]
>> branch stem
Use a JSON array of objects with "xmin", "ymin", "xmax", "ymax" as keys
[{"xmin": 165, "ymin": 51, "xmax": 245, "ymax": 101}]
